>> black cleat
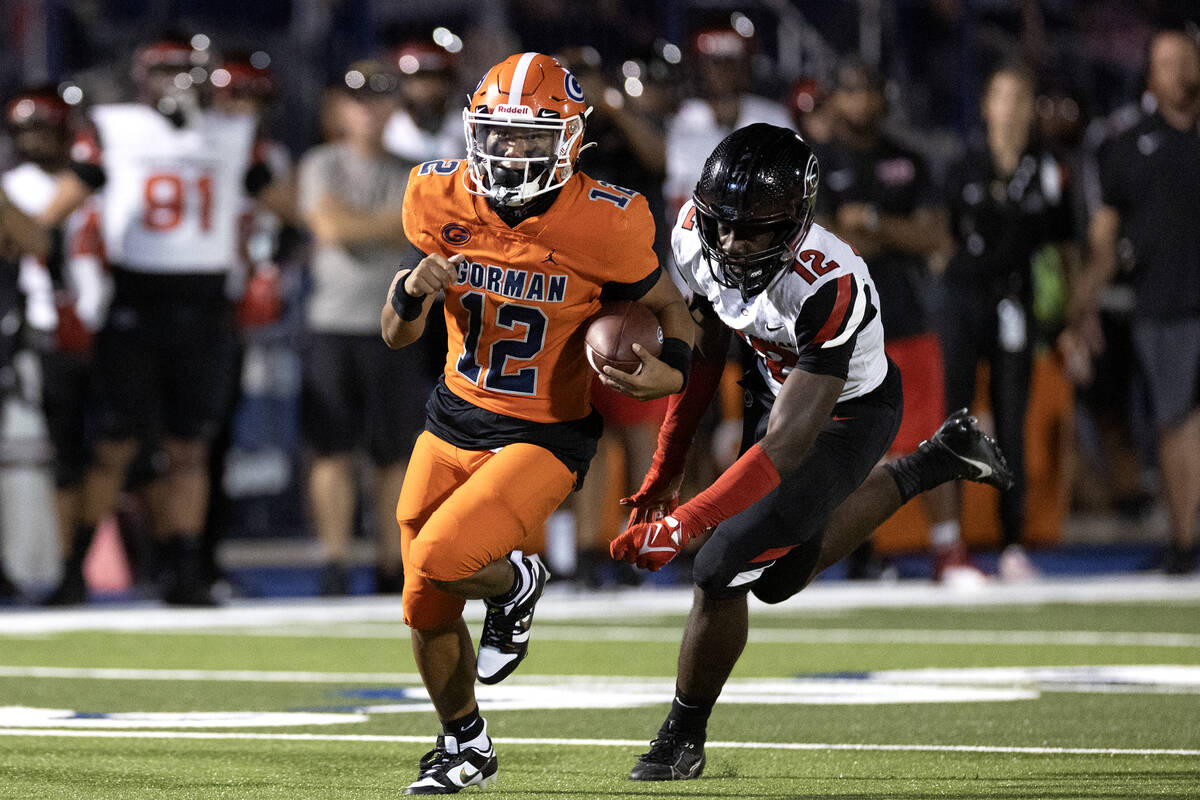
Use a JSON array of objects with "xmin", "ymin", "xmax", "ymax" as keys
[
  {"xmin": 629, "ymin": 723, "xmax": 706, "ymax": 781},
  {"xmin": 0, "ymin": 569, "xmax": 20, "ymax": 603},
  {"xmin": 162, "ymin": 577, "xmax": 219, "ymax": 606},
  {"xmin": 477, "ymin": 552, "xmax": 548, "ymax": 685},
  {"xmin": 404, "ymin": 732, "xmax": 498, "ymax": 794},
  {"xmin": 920, "ymin": 408, "xmax": 1015, "ymax": 491},
  {"xmin": 317, "ymin": 562, "xmax": 351, "ymax": 596},
  {"xmin": 1163, "ymin": 543, "xmax": 1198, "ymax": 576},
  {"xmin": 42, "ymin": 569, "xmax": 86, "ymax": 606}
]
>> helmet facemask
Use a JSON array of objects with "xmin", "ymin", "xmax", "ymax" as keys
[
  {"xmin": 463, "ymin": 110, "xmax": 586, "ymax": 207},
  {"xmin": 694, "ymin": 206, "xmax": 811, "ymax": 301}
]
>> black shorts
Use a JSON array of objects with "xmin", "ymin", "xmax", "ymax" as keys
[
  {"xmin": 1132, "ymin": 315, "xmax": 1200, "ymax": 430},
  {"xmin": 301, "ymin": 332, "xmax": 432, "ymax": 465},
  {"xmin": 39, "ymin": 349, "xmax": 96, "ymax": 488},
  {"xmin": 95, "ymin": 270, "xmax": 237, "ymax": 442},
  {"xmin": 692, "ymin": 359, "xmax": 902, "ymax": 603}
]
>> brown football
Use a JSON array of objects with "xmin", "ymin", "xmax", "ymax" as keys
[{"xmin": 584, "ymin": 300, "xmax": 664, "ymax": 375}]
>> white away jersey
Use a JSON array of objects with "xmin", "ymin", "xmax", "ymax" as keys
[
  {"xmin": 3, "ymin": 161, "xmax": 109, "ymax": 336},
  {"xmin": 671, "ymin": 200, "xmax": 888, "ymax": 402},
  {"xmin": 88, "ymin": 104, "xmax": 257, "ymax": 273}
]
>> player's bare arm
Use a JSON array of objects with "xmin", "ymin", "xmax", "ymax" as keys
[
  {"xmin": 255, "ymin": 174, "xmax": 301, "ymax": 227},
  {"xmin": 38, "ymin": 170, "xmax": 94, "ymax": 228},
  {"xmin": 1070, "ymin": 205, "xmax": 1121, "ymax": 329},
  {"xmin": 0, "ymin": 188, "xmax": 51, "ymax": 259},
  {"xmin": 758, "ymin": 366, "xmax": 845, "ymax": 473},
  {"xmin": 381, "ymin": 252, "xmax": 462, "ymax": 349},
  {"xmin": 597, "ymin": 270, "xmax": 694, "ymax": 400}
]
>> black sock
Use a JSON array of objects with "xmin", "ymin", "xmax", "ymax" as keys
[
  {"xmin": 67, "ymin": 522, "xmax": 97, "ymax": 567},
  {"xmin": 443, "ymin": 706, "xmax": 485, "ymax": 744},
  {"xmin": 166, "ymin": 535, "xmax": 205, "ymax": 583},
  {"xmin": 885, "ymin": 447, "xmax": 959, "ymax": 505},
  {"xmin": 663, "ymin": 687, "xmax": 715, "ymax": 740}
]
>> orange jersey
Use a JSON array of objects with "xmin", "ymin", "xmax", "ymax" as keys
[{"xmin": 402, "ymin": 160, "xmax": 659, "ymax": 423}]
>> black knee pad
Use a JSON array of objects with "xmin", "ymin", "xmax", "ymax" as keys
[
  {"xmin": 748, "ymin": 543, "xmax": 823, "ymax": 605},
  {"xmin": 692, "ymin": 546, "xmax": 753, "ymax": 600},
  {"xmin": 750, "ymin": 580, "xmax": 798, "ymax": 605}
]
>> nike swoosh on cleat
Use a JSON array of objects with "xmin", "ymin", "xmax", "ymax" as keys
[{"xmin": 453, "ymin": 764, "xmax": 480, "ymax": 785}]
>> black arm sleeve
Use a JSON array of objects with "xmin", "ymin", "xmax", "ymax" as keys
[
  {"xmin": 45, "ymin": 227, "xmax": 66, "ymax": 286},
  {"xmin": 599, "ymin": 265, "xmax": 662, "ymax": 302},
  {"xmin": 244, "ymin": 161, "xmax": 274, "ymax": 196},
  {"xmin": 792, "ymin": 276, "xmax": 877, "ymax": 380},
  {"xmin": 70, "ymin": 161, "xmax": 106, "ymax": 191}
]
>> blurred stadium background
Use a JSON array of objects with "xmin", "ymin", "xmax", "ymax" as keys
[
  {"xmin": 2, "ymin": 2, "xmax": 1199, "ymax": 797},
  {"xmin": 1, "ymin": 0, "xmax": 1196, "ymax": 595}
]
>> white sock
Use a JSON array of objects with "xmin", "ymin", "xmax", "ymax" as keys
[
  {"xmin": 931, "ymin": 520, "xmax": 961, "ymax": 549},
  {"xmin": 458, "ymin": 719, "xmax": 491, "ymax": 753}
]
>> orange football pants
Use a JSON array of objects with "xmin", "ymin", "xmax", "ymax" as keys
[{"xmin": 397, "ymin": 431, "xmax": 575, "ymax": 631}]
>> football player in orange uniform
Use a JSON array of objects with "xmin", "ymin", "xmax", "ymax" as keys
[{"xmin": 381, "ymin": 52, "xmax": 693, "ymax": 794}]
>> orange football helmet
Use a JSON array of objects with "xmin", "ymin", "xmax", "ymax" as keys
[{"xmin": 463, "ymin": 52, "xmax": 591, "ymax": 207}]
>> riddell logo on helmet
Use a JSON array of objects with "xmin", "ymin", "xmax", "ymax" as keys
[{"xmin": 494, "ymin": 104, "xmax": 533, "ymax": 116}]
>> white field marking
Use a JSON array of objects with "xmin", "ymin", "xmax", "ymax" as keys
[
  {"xmin": 0, "ymin": 666, "xmax": 425, "ymax": 683},
  {"xmin": 5, "ymin": 663, "xmax": 1200, "ymax": 691},
  {"xmin": 338, "ymin": 682, "xmax": 1037, "ymax": 715},
  {"xmin": 0, "ymin": 728, "xmax": 1197, "ymax": 757},
  {"xmin": 110, "ymin": 624, "xmax": 1200, "ymax": 650},
  {"xmin": 4, "ymin": 665, "xmax": 1199, "ymax": 703},
  {"xmin": 0, "ymin": 707, "xmax": 367, "ymax": 728},
  {"xmin": 5, "ymin": 575, "xmax": 1200, "ymax": 635},
  {"xmin": 869, "ymin": 665, "xmax": 1200, "ymax": 689}
]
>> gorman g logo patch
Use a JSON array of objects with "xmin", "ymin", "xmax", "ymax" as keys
[{"xmin": 441, "ymin": 223, "xmax": 471, "ymax": 245}]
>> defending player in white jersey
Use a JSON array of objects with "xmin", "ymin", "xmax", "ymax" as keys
[
  {"xmin": 2, "ymin": 85, "xmax": 109, "ymax": 604},
  {"xmin": 600, "ymin": 124, "xmax": 1015, "ymax": 781},
  {"xmin": 47, "ymin": 37, "xmax": 285, "ymax": 605}
]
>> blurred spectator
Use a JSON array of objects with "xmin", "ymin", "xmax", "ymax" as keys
[
  {"xmin": 505, "ymin": 0, "xmax": 659, "ymax": 65},
  {"xmin": 815, "ymin": 59, "xmax": 970, "ymax": 584},
  {"xmin": 296, "ymin": 61, "xmax": 428, "ymax": 595},
  {"xmin": 203, "ymin": 50, "xmax": 299, "ymax": 595},
  {"xmin": 556, "ymin": 46, "xmax": 671, "ymax": 259},
  {"xmin": 552, "ymin": 45, "xmax": 672, "ymax": 586},
  {"xmin": 0, "ymin": 93, "xmax": 84, "ymax": 602},
  {"xmin": 41, "ymin": 37, "xmax": 285, "ymax": 606},
  {"xmin": 1, "ymin": 85, "xmax": 110, "ymax": 602},
  {"xmin": 383, "ymin": 40, "xmax": 462, "ymax": 164},
  {"xmin": 663, "ymin": 27, "xmax": 793, "ymax": 213},
  {"xmin": 939, "ymin": 64, "xmax": 1078, "ymax": 581},
  {"xmin": 789, "ymin": 77, "xmax": 834, "ymax": 147},
  {"xmin": 1073, "ymin": 29, "xmax": 1200, "ymax": 574}
]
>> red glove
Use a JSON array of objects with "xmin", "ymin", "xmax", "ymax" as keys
[
  {"xmin": 610, "ymin": 513, "xmax": 700, "ymax": 571},
  {"xmin": 620, "ymin": 484, "xmax": 678, "ymax": 529},
  {"xmin": 612, "ymin": 443, "xmax": 782, "ymax": 571}
]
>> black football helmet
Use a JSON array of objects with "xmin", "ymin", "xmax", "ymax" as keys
[{"xmin": 692, "ymin": 123, "xmax": 819, "ymax": 300}]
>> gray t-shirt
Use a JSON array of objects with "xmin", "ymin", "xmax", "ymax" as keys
[{"xmin": 298, "ymin": 143, "xmax": 413, "ymax": 333}]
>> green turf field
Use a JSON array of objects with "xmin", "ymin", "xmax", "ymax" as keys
[{"xmin": 2, "ymin": 579, "xmax": 1199, "ymax": 799}]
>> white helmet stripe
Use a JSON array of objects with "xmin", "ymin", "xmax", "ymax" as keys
[{"xmin": 506, "ymin": 52, "xmax": 539, "ymax": 106}]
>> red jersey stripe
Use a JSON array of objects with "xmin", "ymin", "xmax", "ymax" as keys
[{"xmin": 813, "ymin": 274, "xmax": 852, "ymax": 344}]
